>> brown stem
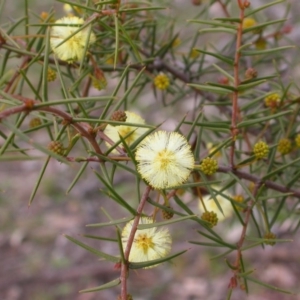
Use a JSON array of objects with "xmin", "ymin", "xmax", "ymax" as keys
[
  {"xmin": 4, "ymin": 56, "xmax": 30, "ymax": 93},
  {"xmin": 0, "ymin": 95, "xmax": 103, "ymax": 156},
  {"xmin": 230, "ymin": 3, "xmax": 245, "ymax": 168},
  {"xmin": 229, "ymin": 182, "xmax": 260, "ymax": 289},
  {"xmin": 216, "ymin": 0, "xmax": 230, "ymax": 18},
  {"xmin": 120, "ymin": 185, "xmax": 152, "ymax": 300},
  {"xmin": 218, "ymin": 165, "xmax": 300, "ymax": 198}
]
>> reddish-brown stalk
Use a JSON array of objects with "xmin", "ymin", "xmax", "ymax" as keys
[{"xmin": 120, "ymin": 185, "xmax": 152, "ymax": 300}]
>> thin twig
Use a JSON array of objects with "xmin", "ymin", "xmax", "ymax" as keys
[
  {"xmin": 218, "ymin": 165, "xmax": 300, "ymax": 198},
  {"xmin": 120, "ymin": 185, "xmax": 152, "ymax": 300},
  {"xmin": 0, "ymin": 95, "xmax": 103, "ymax": 156},
  {"xmin": 230, "ymin": 2, "xmax": 246, "ymax": 168}
]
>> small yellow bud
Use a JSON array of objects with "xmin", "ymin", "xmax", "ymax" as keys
[
  {"xmin": 295, "ymin": 134, "xmax": 300, "ymax": 148},
  {"xmin": 92, "ymin": 78, "xmax": 106, "ymax": 90},
  {"xmin": 253, "ymin": 141, "xmax": 269, "ymax": 159},
  {"xmin": 248, "ymin": 182, "xmax": 255, "ymax": 193},
  {"xmin": 29, "ymin": 117, "xmax": 42, "ymax": 128},
  {"xmin": 199, "ymin": 157, "xmax": 218, "ymax": 175},
  {"xmin": 264, "ymin": 93, "xmax": 280, "ymax": 110},
  {"xmin": 201, "ymin": 211, "xmax": 218, "ymax": 228},
  {"xmin": 190, "ymin": 48, "xmax": 200, "ymax": 59},
  {"xmin": 255, "ymin": 38, "xmax": 267, "ymax": 50},
  {"xmin": 277, "ymin": 138, "xmax": 292, "ymax": 155},
  {"xmin": 232, "ymin": 195, "xmax": 245, "ymax": 211},
  {"xmin": 47, "ymin": 68, "xmax": 57, "ymax": 82},
  {"xmin": 242, "ymin": 18, "xmax": 257, "ymax": 29},
  {"xmin": 161, "ymin": 205, "xmax": 174, "ymax": 220},
  {"xmin": 40, "ymin": 12, "xmax": 55, "ymax": 23},
  {"xmin": 172, "ymin": 37, "xmax": 181, "ymax": 48},
  {"xmin": 92, "ymin": 67, "xmax": 107, "ymax": 90},
  {"xmin": 47, "ymin": 140, "xmax": 64, "ymax": 156},
  {"xmin": 154, "ymin": 73, "xmax": 170, "ymax": 90},
  {"xmin": 105, "ymin": 56, "xmax": 114, "ymax": 65},
  {"xmin": 264, "ymin": 232, "xmax": 276, "ymax": 246}
]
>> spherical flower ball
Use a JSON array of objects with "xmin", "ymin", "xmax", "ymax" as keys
[
  {"xmin": 199, "ymin": 157, "xmax": 218, "ymax": 175},
  {"xmin": 263, "ymin": 232, "xmax": 277, "ymax": 246},
  {"xmin": 135, "ymin": 131, "xmax": 195, "ymax": 189},
  {"xmin": 154, "ymin": 73, "xmax": 170, "ymax": 90},
  {"xmin": 232, "ymin": 194, "xmax": 245, "ymax": 211},
  {"xmin": 104, "ymin": 111, "xmax": 147, "ymax": 153},
  {"xmin": 255, "ymin": 37, "xmax": 267, "ymax": 50},
  {"xmin": 277, "ymin": 138, "xmax": 292, "ymax": 155},
  {"xmin": 50, "ymin": 16, "xmax": 96, "ymax": 63},
  {"xmin": 264, "ymin": 93, "xmax": 280, "ymax": 109},
  {"xmin": 122, "ymin": 217, "xmax": 172, "ymax": 268},
  {"xmin": 199, "ymin": 187, "xmax": 233, "ymax": 222},
  {"xmin": 242, "ymin": 18, "xmax": 257, "ymax": 29},
  {"xmin": 253, "ymin": 140, "xmax": 269, "ymax": 159}
]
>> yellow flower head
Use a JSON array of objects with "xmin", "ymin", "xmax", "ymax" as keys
[
  {"xmin": 135, "ymin": 131, "xmax": 195, "ymax": 189},
  {"xmin": 154, "ymin": 73, "xmax": 170, "ymax": 90},
  {"xmin": 255, "ymin": 38, "xmax": 267, "ymax": 50},
  {"xmin": 122, "ymin": 217, "xmax": 172, "ymax": 268},
  {"xmin": 277, "ymin": 138, "xmax": 292, "ymax": 155},
  {"xmin": 40, "ymin": 12, "xmax": 55, "ymax": 23},
  {"xmin": 295, "ymin": 134, "xmax": 300, "ymax": 148},
  {"xmin": 264, "ymin": 93, "xmax": 280, "ymax": 109},
  {"xmin": 172, "ymin": 37, "xmax": 181, "ymax": 48},
  {"xmin": 232, "ymin": 194, "xmax": 245, "ymax": 211},
  {"xmin": 190, "ymin": 48, "xmax": 200, "ymax": 59},
  {"xmin": 199, "ymin": 187, "xmax": 233, "ymax": 222},
  {"xmin": 104, "ymin": 111, "xmax": 147, "ymax": 153},
  {"xmin": 263, "ymin": 232, "xmax": 277, "ymax": 246},
  {"xmin": 199, "ymin": 157, "xmax": 218, "ymax": 175},
  {"xmin": 50, "ymin": 16, "xmax": 96, "ymax": 63},
  {"xmin": 253, "ymin": 140, "xmax": 269, "ymax": 159},
  {"xmin": 47, "ymin": 68, "xmax": 57, "ymax": 82},
  {"xmin": 242, "ymin": 18, "xmax": 257, "ymax": 29}
]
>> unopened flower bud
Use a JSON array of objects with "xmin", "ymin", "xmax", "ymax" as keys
[
  {"xmin": 201, "ymin": 211, "xmax": 218, "ymax": 227},
  {"xmin": 110, "ymin": 110, "xmax": 127, "ymax": 122},
  {"xmin": 277, "ymin": 138, "xmax": 292, "ymax": 155},
  {"xmin": 161, "ymin": 205, "xmax": 174, "ymax": 220},
  {"xmin": 47, "ymin": 140, "xmax": 64, "ymax": 156},
  {"xmin": 253, "ymin": 141, "xmax": 269, "ymax": 159},
  {"xmin": 245, "ymin": 68, "xmax": 257, "ymax": 80},
  {"xmin": 264, "ymin": 232, "xmax": 276, "ymax": 246},
  {"xmin": 199, "ymin": 157, "xmax": 218, "ymax": 175}
]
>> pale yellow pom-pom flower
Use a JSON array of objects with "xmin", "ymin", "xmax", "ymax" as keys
[
  {"xmin": 199, "ymin": 187, "xmax": 233, "ymax": 222},
  {"xmin": 122, "ymin": 217, "xmax": 172, "ymax": 268},
  {"xmin": 135, "ymin": 131, "xmax": 195, "ymax": 189},
  {"xmin": 104, "ymin": 111, "xmax": 147, "ymax": 153},
  {"xmin": 50, "ymin": 16, "xmax": 96, "ymax": 63}
]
